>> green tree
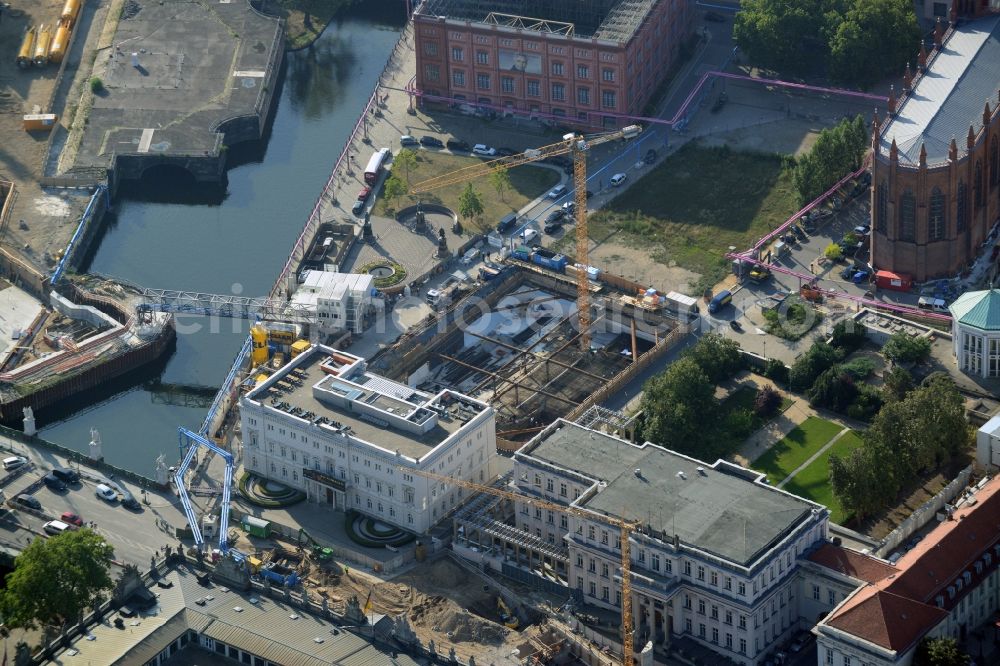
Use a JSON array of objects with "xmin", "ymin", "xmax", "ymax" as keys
[
  {"xmin": 914, "ymin": 637, "xmax": 970, "ymax": 666},
  {"xmin": 734, "ymin": 0, "xmax": 838, "ymax": 76},
  {"xmin": 683, "ymin": 333, "xmax": 744, "ymax": 383},
  {"xmin": 458, "ymin": 183, "xmax": 485, "ymax": 225},
  {"xmin": 828, "ymin": 0, "xmax": 921, "ymax": 89},
  {"xmin": 763, "ymin": 358, "xmax": 790, "ymax": 384},
  {"xmin": 823, "ymin": 243, "xmax": 843, "ymax": 261},
  {"xmin": 0, "ymin": 529, "xmax": 114, "ymax": 629},
  {"xmin": 754, "ymin": 385, "xmax": 783, "ymax": 417},
  {"xmin": 383, "ymin": 174, "xmax": 407, "ymax": 210},
  {"xmin": 393, "ymin": 148, "xmax": 418, "ymax": 185},
  {"xmin": 489, "ymin": 166, "xmax": 513, "ymax": 202},
  {"xmin": 793, "ymin": 116, "xmax": 868, "ymax": 204},
  {"xmin": 808, "ymin": 367, "xmax": 857, "ymax": 412},
  {"xmin": 830, "ymin": 445, "xmax": 893, "ymax": 521},
  {"xmin": 882, "ymin": 365, "xmax": 914, "ymax": 402},
  {"xmin": 882, "ymin": 331, "xmax": 931, "ymax": 364},
  {"xmin": 789, "ymin": 341, "xmax": 842, "ymax": 391},
  {"xmin": 640, "ymin": 358, "xmax": 716, "ymax": 452},
  {"xmin": 830, "ymin": 319, "xmax": 866, "ymax": 352}
]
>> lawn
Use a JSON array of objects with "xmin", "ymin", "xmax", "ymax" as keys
[
  {"xmin": 575, "ymin": 143, "xmax": 799, "ymax": 293},
  {"xmin": 783, "ymin": 430, "xmax": 863, "ymax": 524},
  {"xmin": 751, "ymin": 416, "xmax": 844, "ymax": 485},
  {"xmin": 373, "ymin": 151, "xmax": 561, "ymax": 233}
]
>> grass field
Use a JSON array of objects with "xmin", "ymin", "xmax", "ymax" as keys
[
  {"xmin": 751, "ymin": 416, "xmax": 844, "ymax": 485},
  {"xmin": 373, "ymin": 152, "xmax": 561, "ymax": 233},
  {"xmin": 783, "ymin": 430, "xmax": 863, "ymax": 524},
  {"xmin": 582, "ymin": 143, "xmax": 799, "ymax": 293}
]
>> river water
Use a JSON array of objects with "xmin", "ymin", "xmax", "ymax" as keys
[{"xmin": 39, "ymin": 5, "xmax": 405, "ymax": 475}]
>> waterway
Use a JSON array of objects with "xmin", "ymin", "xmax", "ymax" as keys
[{"xmin": 39, "ymin": 5, "xmax": 406, "ymax": 476}]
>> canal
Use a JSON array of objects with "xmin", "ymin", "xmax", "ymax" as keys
[{"xmin": 39, "ymin": 4, "xmax": 406, "ymax": 475}]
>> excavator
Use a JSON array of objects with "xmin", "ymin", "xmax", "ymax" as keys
[{"xmin": 497, "ymin": 596, "xmax": 519, "ymax": 630}]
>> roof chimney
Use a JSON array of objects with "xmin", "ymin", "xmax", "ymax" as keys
[
  {"xmin": 985, "ymin": 101, "xmax": 993, "ymax": 128},
  {"xmin": 950, "ymin": 137, "xmax": 958, "ymax": 161},
  {"xmin": 888, "ymin": 85, "xmax": 897, "ymax": 115},
  {"xmin": 934, "ymin": 17, "xmax": 944, "ymax": 47},
  {"xmin": 903, "ymin": 63, "xmax": 913, "ymax": 91},
  {"xmin": 918, "ymin": 41, "xmax": 928, "ymax": 69},
  {"xmin": 968, "ymin": 124, "xmax": 976, "ymax": 150}
]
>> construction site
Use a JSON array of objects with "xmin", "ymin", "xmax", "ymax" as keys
[{"xmin": 369, "ymin": 263, "xmax": 691, "ymax": 449}]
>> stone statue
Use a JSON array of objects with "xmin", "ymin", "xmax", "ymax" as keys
[
  {"xmin": 154, "ymin": 453, "xmax": 168, "ymax": 486},
  {"xmin": 22, "ymin": 406, "xmax": 35, "ymax": 436},
  {"xmin": 427, "ymin": 639, "xmax": 437, "ymax": 657},
  {"xmin": 213, "ymin": 553, "xmax": 250, "ymax": 591},
  {"xmin": 392, "ymin": 614, "xmax": 417, "ymax": 645},
  {"xmin": 88, "ymin": 427, "xmax": 103, "ymax": 461},
  {"xmin": 345, "ymin": 595, "xmax": 365, "ymax": 625},
  {"xmin": 321, "ymin": 596, "xmax": 329, "ymax": 615},
  {"xmin": 448, "ymin": 646, "xmax": 457, "ymax": 663}
]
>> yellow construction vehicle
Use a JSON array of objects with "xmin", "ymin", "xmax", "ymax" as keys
[
  {"xmin": 412, "ymin": 124, "xmax": 642, "ymax": 351},
  {"xmin": 404, "ymin": 466, "xmax": 638, "ymax": 665},
  {"xmin": 497, "ymin": 596, "xmax": 519, "ymax": 629}
]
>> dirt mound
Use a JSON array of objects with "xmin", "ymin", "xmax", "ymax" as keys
[{"xmin": 422, "ymin": 558, "xmax": 471, "ymax": 590}]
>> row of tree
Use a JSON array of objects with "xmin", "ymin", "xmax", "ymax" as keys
[
  {"xmin": 791, "ymin": 115, "xmax": 868, "ymax": 204},
  {"xmin": 829, "ymin": 372, "xmax": 971, "ymax": 520},
  {"xmin": 734, "ymin": 0, "xmax": 921, "ymax": 88}
]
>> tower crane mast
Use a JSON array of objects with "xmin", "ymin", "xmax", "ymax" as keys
[
  {"xmin": 411, "ymin": 125, "xmax": 642, "ymax": 350},
  {"xmin": 403, "ymin": 465, "xmax": 638, "ymax": 665}
]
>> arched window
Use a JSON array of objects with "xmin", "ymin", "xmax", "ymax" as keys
[
  {"xmin": 899, "ymin": 189, "xmax": 916, "ymax": 241},
  {"xmin": 975, "ymin": 160, "xmax": 984, "ymax": 208},
  {"xmin": 991, "ymin": 136, "xmax": 999, "ymax": 187},
  {"xmin": 929, "ymin": 187, "xmax": 946, "ymax": 241},
  {"xmin": 957, "ymin": 181, "xmax": 968, "ymax": 233},
  {"xmin": 876, "ymin": 181, "xmax": 888, "ymax": 233}
]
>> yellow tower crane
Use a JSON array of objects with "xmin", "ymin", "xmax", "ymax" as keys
[
  {"xmin": 410, "ymin": 125, "xmax": 642, "ymax": 350},
  {"xmin": 403, "ymin": 465, "xmax": 640, "ymax": 665}
]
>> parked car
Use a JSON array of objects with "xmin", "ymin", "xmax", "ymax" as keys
[
  {"xmin": 547, "ymin": 185, "xmax": 567, "ymax": 199},
  {"xmin": 52, "ymin": 466, "xmax": 79, "ymax": 484},
  {"xmin": 521, "ymin": 229, "xmax": 539, "ymax": 244},
  {"xmin": 610, "ymin": 173, "xmax": 628, "ymax": 187},
  {"xmin": 12, "ymin": 495, "xmax": 41, "ymax": 511},
  {"xmin": 854, "ymin": 224, "xmax": 871, "ymax": 236},
  {"xmin": 95, "ymin": 484, "xmax": 118, "ymax": 502},
  {"xmin": 562, "ymin": 201, "xmax": 576, "ymax": 214},
  {"xmin": 643, "ymin": 148, "xmax": 657, "ymax": 165},
  {"xmin": 792, "ymin": 225, "xmax": 807, "ymax": 240},
  {"xmin": 419, "ymin": 135, "xmax": 444, "ymax": 148},
  {"xmin": 729, "ymin": 320, "xmax": 743, "ymax": 332},
  {"xmin": 2, "ymin": 455, "xmax": 27, "ymax": 472},
  {"xmin": 356, "ymin": 186, "xmax": 371, "ymax": 202},
  {"xmin": 42, "ymin": 472, "xmax": 66, "ymax": 492},
  {"xmin": 43, "ymin": 520, "xmax": 72, "ymax": 536},
  {"xmin": 497, "ymin": 212, "xmax": 518, "ymax": 234},
  {"xmin": 497, "ymin": 147, "xmax": 516, "ymax": 157},
  {"xmin": 60, "ymin": 511, "xmax": 84, "ymax": 527},
  {"xmin": 472, "ymin": 144, "xmax": 497, "ymax": 157},
  {"xmin": 399, "ymin": 135, "xmax": 419, "ymax": 147},
  {"xmin": 351, "ymin": 200, "xmax": 365, "ymax": 217},
  {"xmin": 545, "ymin": 209, "xmax": 566, "ymax": 224},
  {"xmin": 543, "ymin": 220, "xmax": 564, "ymax": 234},
  {"xmin": 446, "ymin": 138, "xmax": 471, "ymax": 152}
]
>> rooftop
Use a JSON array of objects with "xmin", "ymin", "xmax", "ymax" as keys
[
  {"xmin": 520, "ymin": 421, "xmax": 820, "ymax": 567},
  {"xmin": 819, "ymin": 474, "xmax": 1000, "ymax": 653},
  {"xmin": 244, "ymin": 346, "xmax": 490, "ymax": 461},
  {"xmin": 949, "ymin": 289, "xmax": 1000, "ymax": 330},
  {"xmin": 879, "ymin": 14, "xmax": 1000, "ymax": 166},
  {"xmin": 51, "ymin": 565, "xmax": 422, "ymax": 666},
  {"xmin": 808, "ymin": 543, "xmax": 897, "ymax": 584},
  {"xmin": 291, "ymin": 271, "xmax": 374, "ymax": 309},
  {"xmin": 416, "ymin": 0, "xmax": 658, "ymax": 42}
]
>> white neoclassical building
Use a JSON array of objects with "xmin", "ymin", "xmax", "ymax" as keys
[{"xmin": 949, "ymin": 289, "xmax": 1000, "ymax": 378}]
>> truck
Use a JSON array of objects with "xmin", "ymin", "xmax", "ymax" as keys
[
  {"xmin": 363, "ymin": 148, "xmax": 391, "ymax": 185},
  {"xmin": 708, "ymin": 290, "xmax": 733, "ymax": 314},
  {"xmin": 479, "ymin": 265, "xmax": 502, "ymax": 281},
  {"xmin": 874, "ymin": 270, "xmax": 912, "ymax": 292},
  {"xmin": 665, "ymin": 291, "xmax": 699, "ymax": 318}
]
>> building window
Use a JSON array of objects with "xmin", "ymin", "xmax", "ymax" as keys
[
  {"xmin": 683, "ymin": 594, "xmax": 691, "ymax": 609},
  {"xmin": 812, "ymin": 584, "xmax": 820, "ymax": 600},
  {"xmin": 589, "ymin": 582, "xmax": 596, "ymax": 597},
  {"xmin": 685, "ymin": 618, "xmax": 692, "ymax": 633},
  {"xmin": 711, "ymin": 605, "xmax": 719, "ymax": 619},
  {"xmin": 975, "ymin": 160, "xmax": 984, "ymax": 208},
  {"xmin": 552, "ymin": 61, "xmax": 564, "ymax": 76},
  {"xmin": 527, "ymin": 80, "xmax": 540, "ymax": 97},
  {"xmin": 451, "ymin": 47, "xmax": 463, "ymax": 62},
  {"xmin": 738, "ymin": 582, "xmax": 746, "ymax": 596},
  {"xmin": 697, "ymin": 566, "xmax": 705, "ymax": 581},
  {"xmin": 452, "ymin": 71, "xmax": 465, "ymax": 87},
  {"xmin": 651, "ymin": 554, "xmax": 660, "ymax": 571},
  {"xmin": 577, "ymin": 64, "xmax": 589, "ymax": 79},
  {"xmin": 726, "ymin": 633, "xmax": 733, "ymax": 649},
  {"xmin": 698, "ymin": 600, "xmax": 705, "ymax": 615},
  {"xmin": 989, "ymin": 338, "xmax": 1000, "ymax": 377},
  {"xmin": 424, "ymin": 64, "xmax": 441, "ymax": 82},
  {"xmin": 826, "ymin": 648, "xmax": 834, "ymax": 665},
  {"xmin": 711, "ymin": 571, "xmax": 718, "ymax": 586},
  {"xmin": 476, "ymin": 73, "xmax": 490, "ymax": 90},
  {"xmin": 699, "ymin": 623, "xmax": 706, "ymax": 639},
  {"xmin": 712, "ymin": 627, "xmax": 719, "ymax": 643},
  {"xmin": 963, "ymin": 332, "xmax": 984, "ymax": 375},
  {"xmin": 602, "ymin": 90, "xmax": 617, "ymax": 109},
  {"xmin": 725, "ymin": 610, "xmax": 733, "ymax": 625},
  {"xmin": 602, "ymin": 563, "xmax": 609, "ymax": 578},
  {"xmin": 424, "ymin": 42, "xmax": 438, "ymax": 57},
  {"xmin": 577, "ymin": 87, "xmax": 590, "ymax": 105},
  {"xmin": 739, "ymin": 614, "xmax": 747, "ymax": 629},
  {"xmin": 899, "ymin": 189, "xmax": 915, "ymax": 241},
  {"xmin": 740, "ymin": 638, "xmax": 747, "ymax": 655},
  {"xmin": 828, "ymin": 589, "xmax": 836, "ymax": 605},
  {"xmin": 928, "ymin": 187, "xmax": 946, "ymax": 241},
  {"xmin": 876, "ymin": 181, "xmax": 888, "ymax": 233},
  {"xmin": 552, "ymin": 83, "xmax": 565, "ymax": 101},
  {"xmin": 684, "ymin": 561, "xmax": 691, "ymax": 576},
  {"xmin": 602, "ymin": 68, "xmax": 615, "ymax": 82},
  {"xmin": 991, "ymin": 136, "xmax": 999, "ymax": 186},
  {"xmin": 476, "ymin": 50, "xmax": 488, "ymax": 65},
  {"xmin": 957, "ymin": 181, "xmax": 968, "ymax": 232},
  {"xmin": 501, "ymin": 76, "xmax": 514, "ymax": 93}
]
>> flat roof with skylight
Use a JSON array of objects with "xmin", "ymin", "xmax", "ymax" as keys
[{"xmin": 244, "ymin": 345, "xmax": 491, "ymax": 461}]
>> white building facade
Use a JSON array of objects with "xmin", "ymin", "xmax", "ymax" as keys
[
  {"xmin": 503, "ymin": 421, "xmax": 830, "ymax": 665},
  {"xmin": 240, "ymin": 346, "xmax": 498, "ymax": 534},
  {"xmin": 949, "ymin": 289, "xmax": 1000, "ymax": 378},
  {"xmin": 291, "ymin": 271, "xmax": 376, "ymax": 334}
]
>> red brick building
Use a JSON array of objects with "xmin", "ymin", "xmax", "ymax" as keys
[
  {"xmin": 871, "ymin": 14, "xmax": 1000, "ymax": 282},
  {"xmin": 412, "ymin": 0, "xmax": 691, "ymax": 130}
]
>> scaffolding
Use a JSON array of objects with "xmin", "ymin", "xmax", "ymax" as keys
[{"xmin": 418, "ymin": 0, "xmax": 652, "ymax": 41}]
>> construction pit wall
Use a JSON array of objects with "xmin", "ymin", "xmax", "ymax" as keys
[{"xmin": 368, "ymin": 266, "xmax": 693, "ymax": 449}]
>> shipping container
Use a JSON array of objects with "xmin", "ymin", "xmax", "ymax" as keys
[
  {"xmin": 665, "ymin": 291, "xmax": 699, "ymax": 317},
  {"xmin": 874, "ymin": 270, "xmax": 912, "ymax": 291}
]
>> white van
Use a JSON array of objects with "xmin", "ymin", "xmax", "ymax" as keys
[
  {"xmin": 43, "ymin": 520, "xmax": 71, "ymax": 535},
  {"xmin": 610, "ymin": 173, "xmax": 628, "ymax": 187},
  {"xmin": 917, "ymin": 296, "xmax": 948, "ymax": 312},
  {"xmin": 3, "ymin": 456, "xmax": 26, "ymax": 471}
]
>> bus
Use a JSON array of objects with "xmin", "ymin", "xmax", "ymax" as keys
[{"xmin": 364, "ymin": 148, "xmax": 391, "ymax": 185}]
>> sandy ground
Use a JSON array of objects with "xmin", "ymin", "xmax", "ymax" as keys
[{"xmin": 588, "ymin": 239, "xmax": 701, "ymax": 293}]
